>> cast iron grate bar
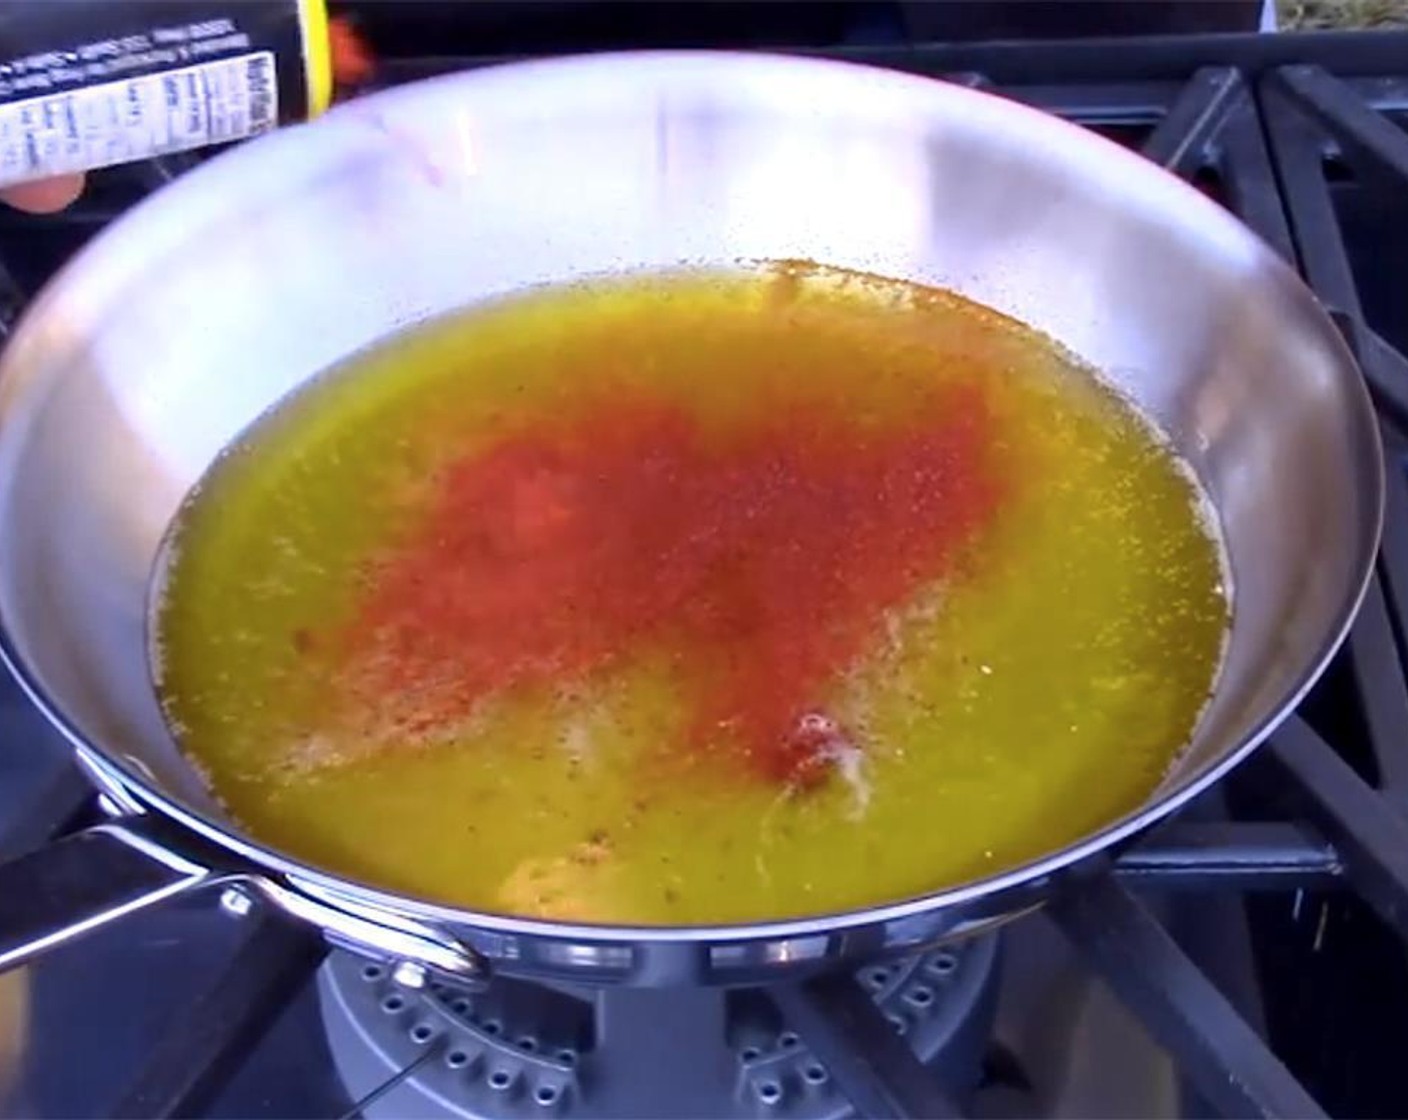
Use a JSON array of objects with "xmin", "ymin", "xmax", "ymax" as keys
[
  {"xmin": 1273, "ymin": 66, "xmax": 1408, "ymax": 184},
  {"xmin": 1048, "ymin": 876, "xmax": 1327, "ymax": 1119},
  {"xmin": 110, "ymin": 905, "xmax": 329, "ymax": 1120},
  {"xmin": 1215, "ymin": 96, "xmax": 1297, "ymax": 262},
  {"xmin": 1260, "ymin": 70, "xmax": 1408, "ymax": 798},
  {"xmin": 1362, "ymin": 329, "xmax": 1408, "ymax": 428},
  {"xmin": 1006, "ymin": 80, "xmax": 1183, "ymax": 122},
  {"xmin": 771, "ymin": 972, "xmax": 965, "ymax": 1119},
  {"xmin": 1347, "ymin": 74, "xmax": 1408, "ymax": 113},
  {"xmin": 1364, "ymin": 428, "xmax": 1408, "ymax": 812},
  {"xmin": 1260, "ymin": 65, "xmax": 1408, "ymax": 407},
  {"xmin": 1131, "ymin": 64, "xmax": 1297, "ymax": 261},
  {"xmin": 1116, "ymin": 821, "xmax": 1340, "ymax": 890},
  {"xmin": 1259, "ymin": 70, "xmax": 1359, "ymax": 296},
  {"xmin": 1158, "ymin": 787, "xmax": 1274, "ymax": 1092},
  {"xmin": 1267, "ymin": 718, "xmax": 1408, "ymax": 940},
  {"xmin": 1140, "ymin": 66, "xmax": 1244, "ymax": 174},
  {"xmin": 1374, "ymin": 432, "xmax": 1408, "ymax": 688},
  {"xmin": 1341, "ymin": 573, "xmax": 1408, "ymax": 794}
]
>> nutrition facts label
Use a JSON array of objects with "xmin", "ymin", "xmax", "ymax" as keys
[{"xmin": 0, "ymin": 51, "xmax": 277, "ymax": 187}]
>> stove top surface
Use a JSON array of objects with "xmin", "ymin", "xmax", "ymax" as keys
[{"xmin": 3, "ymin": 20, "xmax": 1408, "ymax": 1120}]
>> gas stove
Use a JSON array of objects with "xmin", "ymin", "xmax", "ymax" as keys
[{"xmin": 4, "ymin": 22, "xmax": 1408, "ymax": 1120}]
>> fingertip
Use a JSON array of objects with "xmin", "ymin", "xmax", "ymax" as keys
[{"xmin": 0, "ymin": 174, "xmax": 87, "ymax": 214}]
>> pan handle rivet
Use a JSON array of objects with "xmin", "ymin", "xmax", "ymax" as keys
[
  {"xmin": 219, "ymin": 886, "xmax": 253, "ymax": 918},
  {"xmin": 392, "ymin": 960, "xmax": 428, "ymax": 990}
]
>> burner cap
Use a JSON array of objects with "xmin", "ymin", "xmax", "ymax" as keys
[{"xmin": 320, "ymin": 936, "xmax": 1000, "ymax": 1119}]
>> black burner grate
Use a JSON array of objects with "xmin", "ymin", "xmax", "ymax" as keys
[{"xmin": 5, "ymin": 29, "xmax": 1408, "ymax": 1120}]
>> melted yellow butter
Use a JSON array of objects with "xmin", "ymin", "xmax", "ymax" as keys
[{"xmin": 153, "ymin": 264, "xmax": 1229, "ymax": 925}]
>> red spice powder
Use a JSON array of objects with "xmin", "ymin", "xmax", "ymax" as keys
[{"xmin": 333, "ymin": 382, "xmax": 1006, "ymax": 787}]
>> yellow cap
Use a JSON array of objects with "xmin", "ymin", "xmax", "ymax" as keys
[{"xmin": 298, "ymin": 0, "xmax": 334, "ymax": 118}]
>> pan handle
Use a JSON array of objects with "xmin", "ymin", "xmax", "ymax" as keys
[
  {"xmin": 0, "ymin": 815, "xmax": 211, "ymax": 973},
  {"xmin": 0, "ymin": 811, "xmax": 490, "ymax": 984}
]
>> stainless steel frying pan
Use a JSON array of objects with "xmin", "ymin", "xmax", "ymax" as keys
[{"xmin": 0, "ymin": 51, "xmax": 1382, "ymax": 988}]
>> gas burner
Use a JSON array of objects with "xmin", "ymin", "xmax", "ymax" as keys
[{"xmin": 319, "ymin": 938, "xmax": 999, "ymax": 1118}]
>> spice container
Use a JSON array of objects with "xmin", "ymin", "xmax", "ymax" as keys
[{"xmin": 0, "ymin": 0, "xmax": 336, "ymax": 188}]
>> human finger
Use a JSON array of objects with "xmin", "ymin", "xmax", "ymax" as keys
[{"xmin": 0, "ymin": 174, "xmax": 87, "ymax": 213}]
